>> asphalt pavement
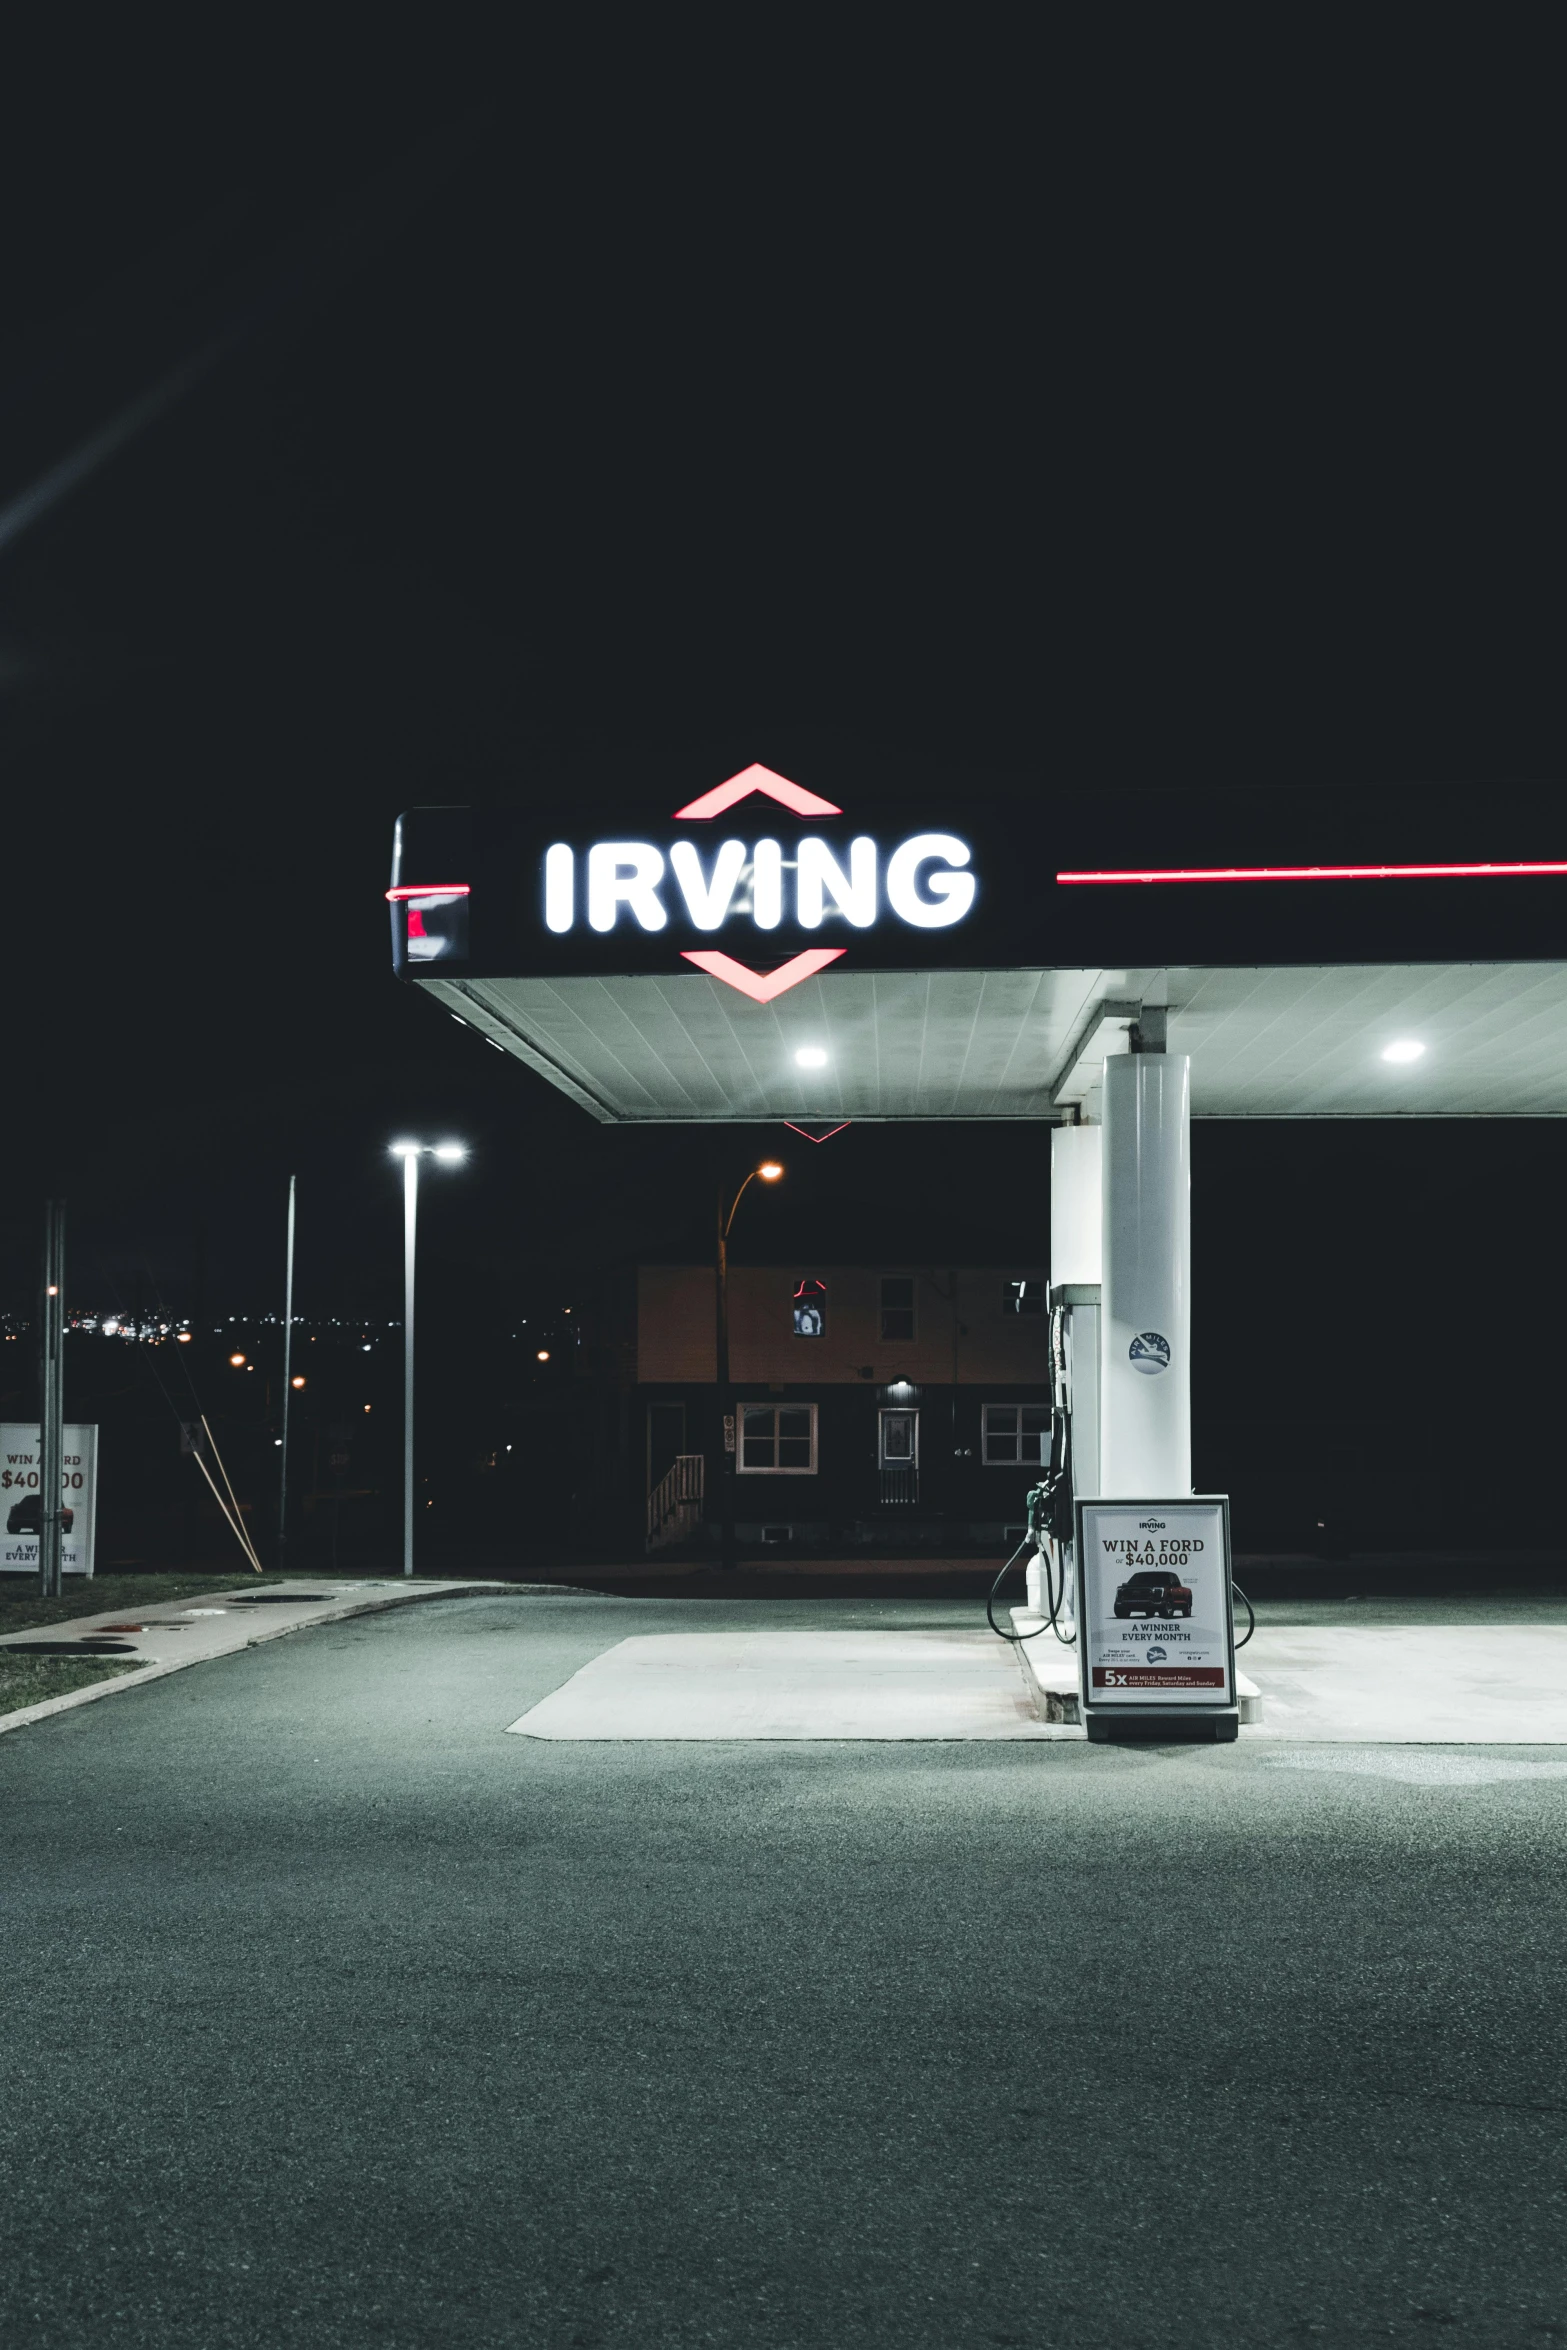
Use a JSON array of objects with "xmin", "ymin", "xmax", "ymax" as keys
[{"xmin": 2, "ymin": 1591, "xmax": 1564, "ymax": 2349}]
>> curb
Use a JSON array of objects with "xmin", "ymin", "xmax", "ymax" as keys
[{"xmin": 0, "ymin": 1582, "xmax": 539, "ymax": 1741}]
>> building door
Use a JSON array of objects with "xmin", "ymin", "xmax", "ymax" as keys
[
  {"xmin": 647, "ymin": 1402, "xmax": 686, "ymax": 1494},
  {"xmin": 879, "ymin": 1408, "xmax": 919, "ymax": 1505}
]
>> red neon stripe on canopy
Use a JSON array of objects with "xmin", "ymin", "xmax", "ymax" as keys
[
  {"xmin": 1054, "ymin": 861, "xmax": 1567, "ymax": 885},
  {"xmin": 385, "ymin": 884, "xmax": 472, "ymax": 900}
]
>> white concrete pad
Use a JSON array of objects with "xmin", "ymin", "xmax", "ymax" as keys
[
  {"xmin": 508, "ymin": 1630, "xmax": 1069, "ymax": 1740},
  {"xmin": 1243, "ymin": 1627, "xmax": 1567, "ymax": 1742}
]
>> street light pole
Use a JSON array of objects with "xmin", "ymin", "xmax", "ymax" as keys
[
  {"xmin": 391, "ymin": 1140, "xmax": 466, "ymax": 1581},
  {"xmin": 278, "ymin": 1173, "xmax": 296, "ymax": 1572},
  {"xmin": 715, "ymin": 1161, "xmax": 783, "ymax": 1573},
  {"xmin": 402, "ymin": 1149, "xmax": 418, "ymax": 1579},
  {"xmin": 38, "ymin": 1200, "xmax": 65, "ymax": 1602},
  {"xmin": 716, "ymin": 1177, "xmax": 732, "ymax": 1571}
]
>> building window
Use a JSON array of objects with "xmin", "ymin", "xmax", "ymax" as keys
[
  {"xmin": 739, "ymin": 1402, "xmax": 818, "ymax": 1473},
  {"xmin": 793, "ymin": 1277, "xmax": 828, "ymax": 1337},
  {"xmin": 983, "ymin": 1402, "xmax": 1051, "ymax": 1464},
  {"xmin": 1003, "ymin": 1278, "xmax": 1044, "ymax": 1315},
  {"xmin": 880, "ymin": 1274, "xmax": 916, "ymax": 1342}
]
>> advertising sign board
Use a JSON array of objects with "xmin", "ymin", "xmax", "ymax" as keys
[
  {"xmin": 1074, "ymin": 1495, "xmax": 1233, "ymax": 1716},
  {"xmin": 0, "ymin": 1423, "xmax": 100, "ymax": 1577}
]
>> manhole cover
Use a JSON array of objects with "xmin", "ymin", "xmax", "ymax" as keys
[{"xmin": 228, "ymin": 1593, "xmax": 328, "ymax": 1607}]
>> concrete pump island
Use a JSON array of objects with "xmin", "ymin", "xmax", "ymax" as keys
[{"xmin": 390, "ymin": 763, "xmax": 1567, "ymax": 1745}]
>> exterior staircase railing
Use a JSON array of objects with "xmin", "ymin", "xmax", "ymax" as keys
[{"xmin": 647, "ymin": 1453, "xmax": 705, "ymax": 1552}]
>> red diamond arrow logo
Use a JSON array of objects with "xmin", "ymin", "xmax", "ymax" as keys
[
  {"xmin": 673, "ymin": 763, "xmax": 842, "ymax": 820},
  {"xmin": 680, "ymin": 948, "xmax": 845, "ymax": 1001}
]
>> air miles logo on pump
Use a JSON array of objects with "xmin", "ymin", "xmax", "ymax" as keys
[{"xmin": 1129, "ymin": 1331, "xmax": 1171, "ymax": 1376}]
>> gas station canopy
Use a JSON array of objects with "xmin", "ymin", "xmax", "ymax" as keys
[{"xmin": 389, "ymin": 767, "xmax": 1567, "ymax": 1122}]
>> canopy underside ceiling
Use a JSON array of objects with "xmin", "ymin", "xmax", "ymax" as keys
[{"xmin": 417, "ymin": 963, "xmax": 1567, "ymax": 1122}]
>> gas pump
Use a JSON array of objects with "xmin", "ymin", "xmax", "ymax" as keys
[
  {"xmin": 1026, "ymin": 1282, "xmax": 1099, "ymax": 1626},
  {"xmin": 986, "ymin": 1297, "xmax": 1254, "ymax": 1729},
  {"xmin": 988, "ymin": 1282, "xmax": 1098, "ymax": 1647},
  {"xmin": 989, "ymin": 1073, "xmax": 1256, "ymax": 1733}
]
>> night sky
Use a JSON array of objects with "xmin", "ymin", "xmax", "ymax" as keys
[{"xmin": 1, "ymin": 40, "xmax": 1557, "ymax": 1548}]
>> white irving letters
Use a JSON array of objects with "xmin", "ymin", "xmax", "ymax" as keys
[
  {"xmin": 544, "ymin": 843, "xmax": 574, "ymax": 933},
  {"xmin": 751, "ymin": 839, "xmax": 783, "ymax": 929},
  {"xmin": 587, "ymin": 842, "xmax": 668, "ymax": 932},
  {"xmin": 668, "ymin": 839, "xmax": 748, "ymax": 930},
  {"xmin": 795, "ymin": 836, "xmax": 878, "ymax": 929},
  {"xmin": 884, "ymin": 833, "xmax": 974, "ymax": 928},
  {"xmin": 548, "ymin": 832, "xmax": 975, "ymax": 937}
]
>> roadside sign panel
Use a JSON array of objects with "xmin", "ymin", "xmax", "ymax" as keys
[
  {"xmin": 1075, "ymin": 1495, "xmax": 1233, "ymax": 1712},
  {"xmin": 0, "ymin": 1424, "xmax": 100, "ymax": 1577}
]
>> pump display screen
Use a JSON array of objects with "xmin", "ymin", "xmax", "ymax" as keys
[{"xmin": 1074, "ymin": 1497, "xmax": 1234, "ymax": 1709}]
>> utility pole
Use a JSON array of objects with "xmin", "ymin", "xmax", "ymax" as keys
[
  {"xmin": 38, "ymin": 1200, "xmax": 65, "ymax": 1601},
  {"xmin": 388, "ymin": 1140, "xmax": 466, "ymax": 1582},
  {"xmin": 278, "ymin": 1174, "xmax": 296, "ymax": 1572},
  {"xmin": 716, "ymin": 1178, "xmax": 733, "ymax": 1572},
  {"xmin": 714, "ymin": 1160, "xmax": 784, "ymax": 1573},
  {"xmin": 402, "ymin": 1148, "xmax": 418, "ymax": 1578}
]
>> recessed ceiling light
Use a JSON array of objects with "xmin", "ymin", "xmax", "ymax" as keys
[
  {"xmin": 1381, "ymin": 1039, "xmax": 1426, "ymax": 1064},
  {"xmin": 794, "ymin": 1046, "xmax": 828, "ymax": 1067}
]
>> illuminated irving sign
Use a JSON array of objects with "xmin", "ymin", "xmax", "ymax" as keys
[
  {"xmin": 541, "ymin": 832, "xmax": 975, "ymax": 935},
  {"xmin": 388, "ymin": 770, "xmax": 1567, "ymax": 992},
  {"xmin": 537, "ymin": 767, "xmax": 975, "ymax": 997},
  {"xmin": 390, "ymin": 762, "xmax": 979, "ymax": 1001}
]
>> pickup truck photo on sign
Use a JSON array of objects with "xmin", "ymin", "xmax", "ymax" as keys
[{"xmin": 1075, "ymin": 1497, "xmax": 1234, "ymax": 1710}]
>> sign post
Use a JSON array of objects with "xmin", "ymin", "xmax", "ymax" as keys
[
  {"xmin": 1, "ymin": 1423, "xmax": 100, "ymax": 1578},
  {"xmin": 1074, "ymin": 1495, "xmax": 1237, "ymax": 1742},
  {"xmin": 38, "ymin": 1200, "xmax": 66, "ymax": 1599}
]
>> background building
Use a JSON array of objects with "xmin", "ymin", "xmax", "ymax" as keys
[{"xmin": 625, "ymin": 1262, "xmax": 1050, "ymax": 1556}]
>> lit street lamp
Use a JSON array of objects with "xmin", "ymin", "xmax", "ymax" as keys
[
  {"xmin": 390, "ymin": 1140, "xmax": 468, "ymax": 1577},
  {"xmin": 716, "ymin": 1160, "xmax": 783, "ymax": 1571}
]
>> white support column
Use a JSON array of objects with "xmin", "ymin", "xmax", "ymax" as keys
[{"xmin": 1099, "ymin": 1053, "xmax": 1191, "ymax": 1497}]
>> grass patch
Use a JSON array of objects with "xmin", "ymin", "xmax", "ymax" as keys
[
  {"xmin": 0, "ymin": 1572, "xmax": 345, "ymax": 1643},
  {"xmin": 0, "ymin": 1653, "xmax": 141, "ymax": 1714}
]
